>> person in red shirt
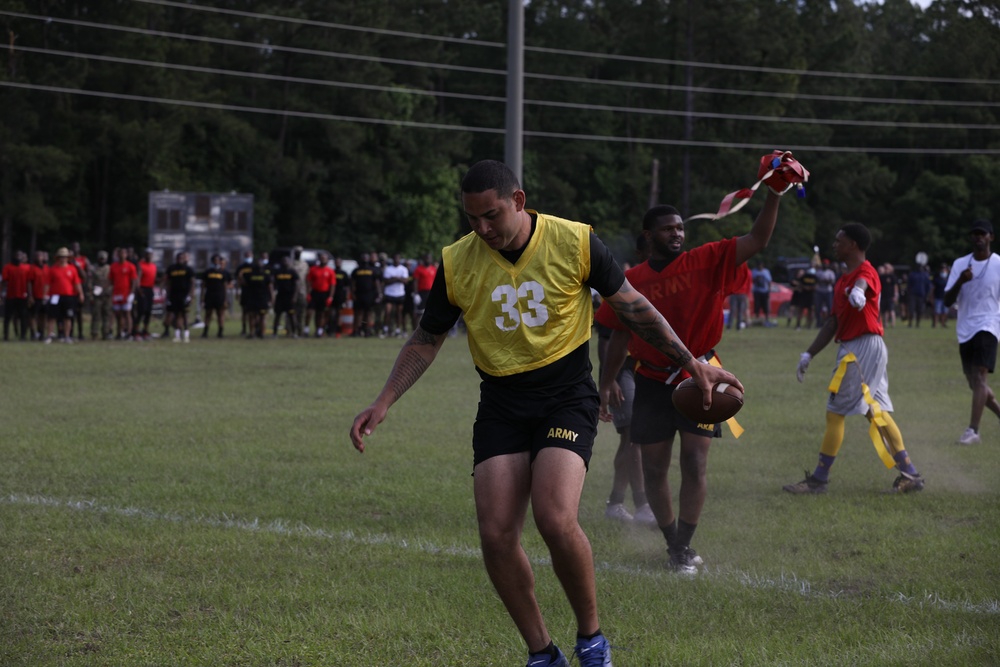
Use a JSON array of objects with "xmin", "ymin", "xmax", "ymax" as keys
[
  {"xmin": 46, "ymin": 247, "xmax": 85, "ymax": 343},
  {"xmin": 28, "ymin": 250, "xmax": 49, "ymax": 340},
  {"xmin": 109, "ymin": 247, "xmax": 139, "ymax": 340},
  {"xmin": 411, "ymin": 253, "xmax": 437, "ymax": 324},
  {"xmin": 786, "ymin": 223, "xmax": 924, "ymax": 495},
  {"xmin": 727, "ymin": 263, "xmax": 752, "ymax": 331},
  {"xmin": 306, "ymin": 252, "xmax": 336, "ymax": 338},
  {"xmin": 2, "ymin": 250, "xmax": 32, "ymax": 341},
  {"xmin": 596, "ymin": 161, "xmax": 784, "ymax": 575},
  {"xmin": 137, "ymin": 249, "xmax": 158, "ymax": 339}
]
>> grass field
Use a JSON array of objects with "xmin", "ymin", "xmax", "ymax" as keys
[{"xmin": 2, "ymin": 322, "xmax": 998, "ymax": 666}]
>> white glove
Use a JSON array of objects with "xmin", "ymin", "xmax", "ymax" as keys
[
  {"xmin": 848, "ymin": 285, "xmax": 866, "ymax": 310},
  {"xmin": 797, "ymin": 352, "xmax": 811, "ymax": 383}
]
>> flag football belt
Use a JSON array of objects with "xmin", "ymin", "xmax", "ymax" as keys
[
  {"xmin": 828, "ymin": 352, "xmax": 895, "ymax": 469},
  {"xmin": 685, "ymin": 150, "xmax": 810, "ymax": 224},
  {"xmin": 639, "ymin": 350, "xmax": 715, "ymax": 384},
  {"xmin": 642, "ymin": 351, "xmax": 744, "ymax": 439}
]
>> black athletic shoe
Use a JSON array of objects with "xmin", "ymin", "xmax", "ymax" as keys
[
  {"xmin": 667, "ymin": 546, "xmax": 699, "ymax": 575},
  {"xmin": 891, "ymin": 473, "xmax": 925, "ymax": 494},
  {"xmin": 783, "ymin": 471, "xmax": 828, "ymax": 494}
]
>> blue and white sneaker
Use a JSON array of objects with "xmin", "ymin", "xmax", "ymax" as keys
[
  {"xmin": 526, "ymin": 646, "xmax": 570, "ymax": 667},
  {"xmin": 574, "ymin": 633, "xmax": 612, "ymax": 667}
]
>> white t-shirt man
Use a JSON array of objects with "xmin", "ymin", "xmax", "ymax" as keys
[
  {"xmin": 944, "ymin": 252, "xmax": 1000, "ymax": 343},
  {"xmin": 382, "ymin": 262, "xmax": 409, "ymax": 299}
]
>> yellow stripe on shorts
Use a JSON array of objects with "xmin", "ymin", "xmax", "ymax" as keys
[{"xmin": 827, "ymin": 352, "xmax": 895, "ymax": 469}]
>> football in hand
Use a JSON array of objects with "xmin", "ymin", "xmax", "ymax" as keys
[{"xmin": 671, "ymin": 377, "xmax": 744, "ymax": 424}]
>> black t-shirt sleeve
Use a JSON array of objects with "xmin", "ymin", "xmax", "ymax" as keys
[
  {"xmin": 587, "ymin": 232, "xmax": 626, "ymax": 297},
  {"xmin": 418, "ymin": 262, "xmax": 462, "ymax": 335}
]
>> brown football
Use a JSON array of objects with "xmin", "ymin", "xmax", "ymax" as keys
[{"xmin": 671, "ymin": 377, "xmax": 744, "ymax": 424}]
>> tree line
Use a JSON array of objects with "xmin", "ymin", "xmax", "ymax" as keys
[{"xmin": 1, "ymin": 0, "xmax": 999, "ymax": 270}]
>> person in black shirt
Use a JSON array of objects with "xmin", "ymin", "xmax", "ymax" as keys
[
  {"xmin": 331, "ymin": 257, "xmax": 350, "ymax": 336},
  {"xmin": 351, "ymin": 253, "xmax": 379, "ymax": 337},
  {"xmin": 200, "ymin": 254, "xmax": 233, "ymax": 338},
  {"xmin": 165, "ymin": 251, "xmax": 196, "ymax": 343},
  {"xmin": 235, "ymin": 251, "xmax": 254, "ymax": 336},
  {"xmin": 271, "ymin": 255, "xmax": 299, "ymax": 338},
  {"xmin": 242, "ymin": 257, "xmax": 272, "ymax": 339}
]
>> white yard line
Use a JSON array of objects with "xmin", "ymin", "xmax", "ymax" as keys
[{"xmin": 5, "ymin": 492, "xmax": 998, "ymax": 615}]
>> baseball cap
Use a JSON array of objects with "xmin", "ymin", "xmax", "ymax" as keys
[
  {"xmin": 55, "ymin": 247, "xmax": 71, "ymax": 258},
  {"xmin": 971, "ymin": 219, "xmax": 993, "ymax": 234}
]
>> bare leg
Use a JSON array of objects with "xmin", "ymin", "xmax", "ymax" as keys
[
  {"xmin": 966, "ymin": 366, "xmax": 1000, "ymax": 431},
  {"xmin": 676, "ymin": 432, "xmax": 712, "ymax": 525},
  {"xmin": 474, "ymin": 448, "xmax": 599, "ymax": 652},
  {"xmin": 641, "ymin": 439, "xmax": 676, "ymax": 527},
  {"xmin": 474, "ymin": 452, "xmax": 548, "ymax": 652},
  {"xmin": 530, "ymin": 448, "xmax": 599, "ymax": 637}
]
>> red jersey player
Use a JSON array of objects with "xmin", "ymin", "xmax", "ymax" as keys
[{"xmin": 596, "ymin": 165, "xmax": 784, "ymax": 575}]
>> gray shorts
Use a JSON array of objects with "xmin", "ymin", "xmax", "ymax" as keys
[
  {"xmin": 827, "ymin": 334, "xmax": 894, "ymax": 416},
  {"xmin": 611, "ymin": 363, "xmax": 635, "ymax": 433}
]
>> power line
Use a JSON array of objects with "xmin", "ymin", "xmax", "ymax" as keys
[
  {"xmin": 0, "ymin": 11, "xmax": 505, "ymax": 76},
  {"xmin": 131, "ymin": 0, "xmax": 505, "ymax": 49},
  {"xmin": 4, "ymin": 80, "xmax": 997, "ymax": 155},
  {"xmin": 522, "ymin": 44, "xmax": 1000, "ymax": 86},
  {"xmin": 130, "ymin": 0, "xmax": 1000, "ymax": 86},
  {"xmin": 11, "ymin": 45, "xmax": 507, "ymax": 104},
  {"xmin": 3, "ymin": 10, "xmax": 995, "ymax": 110},
  {"xmin": 16, "ymin": 44, "xmax": 1000, "ymax": 131},
  {"xmin": 524, "ymin": 71, "xmax": 999, "ymax": 108}
]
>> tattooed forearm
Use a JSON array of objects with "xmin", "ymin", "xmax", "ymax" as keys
[
  {"xmin": 381, "ymin": 327, "xmax": 442, "ymax": 402},
  {"xmin": 409, "ymin": 328, "xmax": 439, "ymax": 347},
  {"xmin": 385, "ymin": 349, "xmax": 432, "ymax": 402},
  {"xmin": 626, "ymin": 315, "xmax": 693, "ymax": 366},
  {"xmin": 608, "ymin": 291, "xmax": 694, "ymax": 366}
]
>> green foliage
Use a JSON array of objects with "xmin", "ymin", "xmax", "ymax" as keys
[
  {"xmin": 888, "ymin": 171, "xmax": 971, "ymax": 267},
  {"xmin": 0, "ymin": 0, "xmax": 997, "ymax": 264}
]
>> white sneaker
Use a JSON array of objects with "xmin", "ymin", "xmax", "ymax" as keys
[
  {"xmin": 957, "ymin": 428, "xmax": 981, "ymax": 445},
  {"xmin": 604, "ymin": 502, "xmax": 633, "ymax": 523},
  {"xmin": 183, "ymin": 330, "xmax": 190, "ymax": 343},
  {"xmin": 633, "ymin": 503, "xmax": 658, "ymax": 527}
]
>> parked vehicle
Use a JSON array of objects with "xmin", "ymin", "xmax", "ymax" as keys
[
  {"xmin": 769, "ymin": 282, "xmax": 793, "ymax": 318},
  {"xmin": 270, "ymin": 247, "xmax": 356, "ymax": 275}
]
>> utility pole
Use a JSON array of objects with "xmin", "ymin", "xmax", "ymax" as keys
[
  {"xmin": 648, "ymin": 159, "xmax": 660, "ymax": 209},
  {"xmin": 505, "ymin": 0, "xmax": 524, "ymax": 183},
  {"xmin": 682, "ymin": 0, "xmax": 694, "ymax": 216}
]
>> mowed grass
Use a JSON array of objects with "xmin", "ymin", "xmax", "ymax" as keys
[{"xmin": 1, "ymin": 321, "xmax": 998, "ymax": 666}]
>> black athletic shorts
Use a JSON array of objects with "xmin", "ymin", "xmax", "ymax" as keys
[
  {"xmin": 309, "ymin": 290, "xmax": 330, "ymax": 311},
  {"xmin": 472, "ymin": 378, "xmax": 599, "ymax": 469},
  {"xmin": 204, "ymin": 294, "xmax": 226, "ymax": 311},
  {"xmin": 383, "ymin": 294, "xmax": 405, "ymax": 306},
  {"xmin": 631, "ymin": 373, "xmax": 721, "ymax": 445},
  {"xmin": 273, "ymin": 295, "xmax": 294, "ymax": 314},
  {"xmin": 167, "ymin": 292, "xmax": 190, "ymax": 314},
  {"xmin": 960, "ymin": 330, "xmax": 998, "ymax": 374},
  {"xmin": 47, "ymin": 296, "xmax": 78, "ymax": 321},
  {"xmin": 138, "ymin": 286, "xmax": 154, "ymax": 316}
]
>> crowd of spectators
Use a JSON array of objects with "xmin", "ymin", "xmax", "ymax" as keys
[
  {"xmin": 730, "ymin": 255, "xmax": 952, "ymax": 333},
  {"xmin": 3, "ymin": 242, "xmax": 950, "ymax": 345},
  {"xmin": 0, "ymin": 245, "xmax": 439, "ymax": 343}
]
